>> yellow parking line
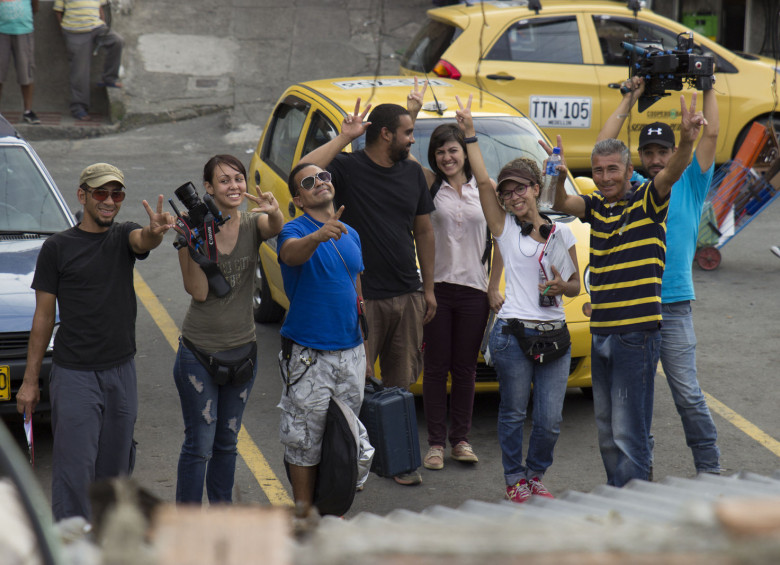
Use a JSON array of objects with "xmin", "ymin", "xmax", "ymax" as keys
[
  {"xmin": 702, "ymin": 392, "xmax": 780, "ymax": 459},
  {"xmin": 656, "ymin": 366, "xmax": 780, "ymax": 459},
  {"xmin": 133, "ymin": 271, "xmax": 293, "ymax": 506}
]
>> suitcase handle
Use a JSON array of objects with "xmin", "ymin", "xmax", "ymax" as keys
[{"xmin": 364, "ymin": 376, "xmax": 385, "ymax": 394}]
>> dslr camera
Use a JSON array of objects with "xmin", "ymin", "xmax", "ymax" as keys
[
  {"xmin": 169, "ymin": 182, "xmax": 231, "ymax": 297},
  {"xmin": 621, "ymin": 32, "xmax": 715, "ymax": 112}
]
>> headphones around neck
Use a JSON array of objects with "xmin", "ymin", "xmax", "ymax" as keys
[{"xmin": 518, "ymin": 213, "xmax": 553, "ymax": 239}]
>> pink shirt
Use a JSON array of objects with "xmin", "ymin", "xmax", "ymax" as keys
[{"xmin": 430, "ymin": 176, "xmax": 489, "ymax": 292}]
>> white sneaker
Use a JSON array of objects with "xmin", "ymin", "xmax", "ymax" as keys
[{"xmin": 771, "ymin": 246, "xmax": 780, "ymax": 259}]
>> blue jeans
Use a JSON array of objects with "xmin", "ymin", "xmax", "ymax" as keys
[
  {"xmin": 660, "ymin": 301, "xmax": 720, "ymax": 473},
  {"xmin": 591, "ymin": 330, "xmax": 659, "ymax": 487},
  {"xmin": 173, "ymin": 341, "xmax": 256, "ymax": 504},
  {"xmin": 490, "ymin": 319, "xmax": 570, "ymax": 486}
]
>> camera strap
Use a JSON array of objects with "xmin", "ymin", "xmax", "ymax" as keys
[{"xmin": 302, "ymin": 215, "xmax": 368, "ymax": 341}]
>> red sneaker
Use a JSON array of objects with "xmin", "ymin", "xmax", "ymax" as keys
[
  {"xmin": 505, "ymin": 479, "xmax": 531, "ymax": 504},
  {"xmin": 528, "ymin": 476, "xmax": 554, "ymax": 498}
]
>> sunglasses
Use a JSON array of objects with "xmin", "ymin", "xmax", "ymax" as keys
[
  {"xmin": 299, "ymin": 171, "xmax": 331, "ymax": 191},
  {"xmin": 85, "ymin": 187, "xmax": 126, "ymax": 202},
  {"xmin": 499, "ymin": 184, "xmax": 531, "ymax": 201}
]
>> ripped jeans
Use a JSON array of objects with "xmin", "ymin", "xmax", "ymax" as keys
[{"xmin": 173, "ymin": 340, "xmax": 256, "ymax": 504}]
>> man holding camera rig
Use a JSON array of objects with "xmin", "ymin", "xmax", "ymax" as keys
[
  {"xmin": 597, "ymin": 76, "xmax": 721, "ymax": 475},
  {"xmin": 16, "ymin": 163, "xmax": 174, "ymax": 520},
  {"xmin": 547, "ymin": 92, "xmax": 706, "ymax": 487},
  {"xmin": 277, "ymin": 162, "xmax": 367, "ymax": 518}
]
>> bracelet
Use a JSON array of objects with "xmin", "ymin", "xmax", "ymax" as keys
[{"xmin": 464, "ymin": 136, "xmax": 478, "ymax": 144}]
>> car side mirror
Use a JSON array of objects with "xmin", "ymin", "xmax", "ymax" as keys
[{"xmin": 574, "ymin": 176, "xmax": 597, "ymax": 196}]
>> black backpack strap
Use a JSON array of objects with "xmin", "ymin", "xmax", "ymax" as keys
[{"xmin": 430, "ymin": 177, "xmax": 443, "ymax": 200}]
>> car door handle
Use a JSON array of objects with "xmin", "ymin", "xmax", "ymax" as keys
[{"xmin": 485, "ymin": 74, "xmax": 515, "ymax": 81}]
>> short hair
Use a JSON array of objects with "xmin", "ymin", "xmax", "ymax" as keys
[
  {"xmin": 591, "ymin": 139, "xmax": 631, "ymax": 168},
  {"xmin": 365, "ymin": 103, "xmax": 410, "ymax": 145},
  {"xmin": 288, "ymin": 162, "xmax": 317, "ymax": 199},
  {"xmin": 203, "ymin": 155, "xmax": 246, "ymax": 185},
  {"xmin": 427, "ymin": 124, "xmax": 472, "ymax": 181}
]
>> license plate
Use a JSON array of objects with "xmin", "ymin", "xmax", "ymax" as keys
[
  {"xmin": 0, "ymin": 365, "xmax": 9, "ymax": 401},
  {"xmin": 529, "ymin": 96, "xmax": 592, "ymax": 128}
]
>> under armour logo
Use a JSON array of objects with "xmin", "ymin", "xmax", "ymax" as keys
[{"xmin": 646, "ymin": 127, "xmax": 663, "ymax": 135}]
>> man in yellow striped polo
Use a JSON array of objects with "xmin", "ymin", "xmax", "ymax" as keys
[{"xmin": 549, "ymin": 93, "xmax": 706, "ymax": 487}]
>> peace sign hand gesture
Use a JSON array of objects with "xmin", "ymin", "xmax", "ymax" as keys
[
  {"xmin": 342, "ymin": 98, "xmax": 372, "ymax": 141},
  {"xmin": 678, "ymin": 92, "xmax": 707, "ymax": 145},
  {"xmin": 407, "ymin": 77, "xmax": 428, "ymax": 119},
  {"xmin": 454, "ymin": 94, "xmax": 476, "ymax": 138},
  {"xmin": 246, "ymin": 190, "xmax": 279, "ymax": 215}
]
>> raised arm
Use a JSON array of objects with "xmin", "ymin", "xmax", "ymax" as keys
[
  {"xmin": 539, "ymin": 136, "xmax": 586, "ymax": 219},
  {"xmin": 246, "ymin": 190, "xmax": 284, "ymax": 240},
  {"xmin": 695, "ymin": 87, "xmax": 719, "ymax": 172},
  {"xmin": 597, "ymin": 77, "xmax": 645, "ymax": 142},
  {"xmin": 129, "ymin": 195, "xmax": 175, "ymax": 254},
  {"xmin": 455, "ymin": 95, "xmax": 506, "ymax": 237},
  {"xmin": 279, "ymin": 206, "xmax": 348, "ymax": 267},
  {"xmin": 298, "ymin": 98, "xmax": 372, "ymax": 169},
  {"xmin": 654, "ymin": 93, "xmax": 705, "ymax": 198}
]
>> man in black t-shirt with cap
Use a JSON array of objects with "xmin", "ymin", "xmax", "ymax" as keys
[{"xmin": 17, "ymin": 163, "xmax": 173, "ymax": 520}]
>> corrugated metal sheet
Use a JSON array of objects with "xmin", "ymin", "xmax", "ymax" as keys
[{"xmin": 294, "ymin": 471, "xmax": 780, "ymax": 565}]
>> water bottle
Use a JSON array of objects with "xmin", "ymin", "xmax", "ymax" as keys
[{"xmin": 539, "ymin": 147, "xmax": 561, "ymax": 210}]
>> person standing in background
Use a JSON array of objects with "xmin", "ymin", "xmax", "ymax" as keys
[
  {"xmin": 0, "ymin": 0, "xmax": 40, "ymax": 123},
  {"xmin": 53, "ymin": 0, "xmax": 123, "ymax": 121}
]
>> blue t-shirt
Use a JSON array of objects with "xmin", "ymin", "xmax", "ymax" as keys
[
  {"xmin": 278, "ymin": 214, "xmax": 364, "ymax": 350},
  {"xmin": 0, "ymin": 0, "xmax": 33, "ymax": 35},
  {"xmin": 632, "ymin": 151, "xmax": 714, "ymax": 303}
]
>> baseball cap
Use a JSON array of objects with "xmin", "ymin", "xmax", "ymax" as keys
[
  {"xmin": 79, "ymin": 163, "xmax": 125, "ymax": 188},
  {"xmin": 496, "ymin": 167, "xmax": 538, "ymax": 192},
  {"xmin": 638, "ymin": 122, "xmax": 676, "ymax": 149}
]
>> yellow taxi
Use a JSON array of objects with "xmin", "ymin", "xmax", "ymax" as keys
[
  {"xmin": 399, "ymin": 0, "xmax": 780, "ymax": 172},
  {"xmin": 248, "ymin": 76, "xmax": 592, "ymax": 393}
]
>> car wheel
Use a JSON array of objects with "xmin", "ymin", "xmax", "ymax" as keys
[
  {"xmin": 253, "ymin": 255, "xmax": 284, "ymax": 323},
  {"xmin": 732, "ymin": 114, "xmax": 780, "ymax": 160}
]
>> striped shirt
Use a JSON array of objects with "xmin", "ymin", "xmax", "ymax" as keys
[
  {"xmin": 53, "ymin": 0, "xmax": 107, "ymax": 32},
  {"xmin": 581, "ymin": 180, "xmax": 668, "ymax": 334}
]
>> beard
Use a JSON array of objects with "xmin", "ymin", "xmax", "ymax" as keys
[{"xmin": 390, "ymin": 143, "xmax": 410, "ymax": 163}]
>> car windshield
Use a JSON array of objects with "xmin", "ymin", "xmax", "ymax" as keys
[
  {"xmin": 0, "ymin": 145, "xmax": 72, "ymax": 233},
  {"xmin": 354, "ymin": 115, "xmax": 579, "ymax": 204},
  {"xmin": 399, "ymin": 18, "xmax": 461, "ymax": 72}
]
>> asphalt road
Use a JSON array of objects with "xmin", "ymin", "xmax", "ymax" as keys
[{"xmin": 4, "ymin": 113, "xmax": 780, "ymax": 517}]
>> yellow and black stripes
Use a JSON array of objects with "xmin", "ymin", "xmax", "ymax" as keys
[{"xmin": 582, "ymin": 180, "xmax": 669, "ymax": 334}]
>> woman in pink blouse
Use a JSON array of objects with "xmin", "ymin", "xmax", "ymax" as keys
[{"xmin": 416, "ymin": 121, "xmax": 504, "ymax": 471}]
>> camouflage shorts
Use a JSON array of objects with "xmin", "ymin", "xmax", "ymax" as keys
[{"xmin": 278, "ymin": 342, "xmax": 365, "ymax": 466}]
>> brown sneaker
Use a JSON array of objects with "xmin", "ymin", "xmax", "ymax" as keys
[
  {"xmin": 393, "ymin": 470, "xmax": 422, "ymax": 486},
  {"xmin": 451, "ymin": 441, "xmax": 478, "ymax": 463},
  {"xmin": 423, "ymin": 446, "xmax": 445, "ymax": 470}
]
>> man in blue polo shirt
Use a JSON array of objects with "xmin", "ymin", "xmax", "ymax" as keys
[
  {"xmin": 598, "ymin": 77, "xmax": 721, "ymax": 475},
  {"xmin": 550, "ymin": 93, "xmax": 706, "ymax": 487},
  {"xmin": 277, "ymin": 162, "xmax": 367, "ymax": 518}
]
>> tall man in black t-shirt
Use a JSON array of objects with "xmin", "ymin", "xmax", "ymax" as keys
[
  {"xmin": 299, "ymin": 99, "xmax": 436, "ymax": 486},
  {"xmin": 16, "ymin": 162, "xmax": 174, "ymax": 520}
]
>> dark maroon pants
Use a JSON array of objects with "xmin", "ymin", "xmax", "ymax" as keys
[{"xmin": 422, "ymin": 282, "xmax": 490, "ymax": 447}]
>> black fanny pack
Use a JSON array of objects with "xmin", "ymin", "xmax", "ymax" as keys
[
  {"xmin": 502, "ymin": 319, "xmax": 571, "ymax": 365},
  {"xmin": 182, "ymin": 336, "xmax": 257, "ymax": 386}
]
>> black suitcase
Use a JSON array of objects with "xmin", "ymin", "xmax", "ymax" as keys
[{"xmin": 359, "ymin": 378, "xmax": 422, "ymax": 478}]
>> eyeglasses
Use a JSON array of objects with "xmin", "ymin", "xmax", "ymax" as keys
[
  {"xmin": 85, "ymin": 187, "xmax": 126, "ymax": 202},
  {"xmin": 299, "ymin": 171, "xmax": 331, "ymax": 191},
  {"xmin": 498, "ymin": 184, "xmax": 531, "ymax": 201}
]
